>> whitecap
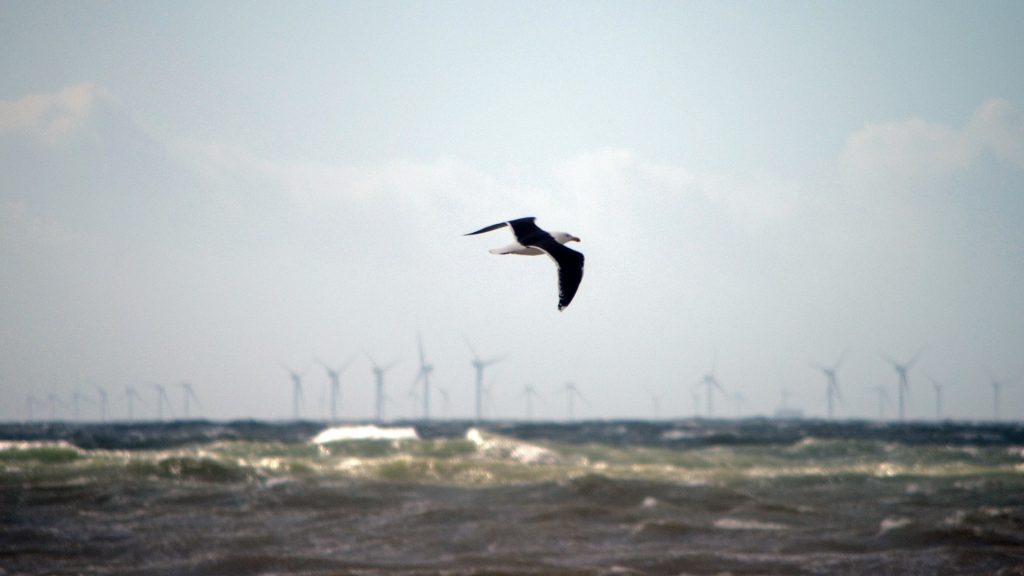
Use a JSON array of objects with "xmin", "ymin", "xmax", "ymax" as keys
[
  {"xmin": 311, "ymin": 425, "xmax": 419, "ymax": 444},
  {"xmin": 879, "ymin": 516, "xmax": 912, "ymax": 533},
  {"xmin": 465, "ymin": 428, "xmax": 559, "ymax": 465},
  {"xmin": 713, "ymin": 518, "xmax": 788, "ymax": 531}
]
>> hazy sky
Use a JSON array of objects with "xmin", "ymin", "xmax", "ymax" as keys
[{"xmin": 2, "ymin": 1, "xmax": 1024, "ymax": 423}]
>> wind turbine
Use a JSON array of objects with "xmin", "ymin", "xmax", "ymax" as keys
[
  {"xmin": 95, "ymin": 385, "xmax": 109, "ymax": 422},
  {"xmin": 647, "ymin": 389, "xmax": 663, "ymax": 420},
  {"xmin": 124, "ymin": 386, "xmax": 146, "ymax": 421},
  {"xmin": 881, "ymin": 349, "xmax": 924, "ymax": 421},
  {"xmin": 697, "ymin": 364, "xmax": 724, "ymax": 417},
  {"xmin": 71, "ymin": 388, "xmax": 93, "ymax": 421},
  {"xmin": 283, "ymin": 365, "xmax": 309, "ymax": 421},
  {"xmin": 368, "ymin": 355, "xmax": 399, "ymax": 422},
  {"xmin": 435, "ymin": 387, "xmax": 452, "ymax": 418},
  {"xmin": 732, "ymin": 392, "xmax": 746, "ymax": 418},
  {"xmin": 872, "ymin": 385, "xmax": 892, "ymax": 420},
  {"xmin": 47, "ymin": 393, "xmax": 65, "ymax": 421},
  {"xmin": 26, "ymin": 395, "xmax": 41, "ymax": 421},
  {"xmin": 152, "ymin": 384, "xmax": 172, "ymax": 421},
  {"xmin": 564, "ymin": 382, "xmax": 587, "ymax": 421},
  {"xmin": 176, "ymin": 381, "xmax": 201, "ymax": 419},
  {"xmin": 521, "ymin": 385, "xmax": 543, "ymax": 420},
  {"xmin": 482, "ymin": 373, "xmax": 500, "ymax": 419},
  {"xmin": 811, "ymin": 349, "xmax": 846, "ymax": 419},
  {"xmin": 926, "ymin": 376, "xmax": 951, "ymax": 420},
  {"xmin": 411, "ymin": 332, "xmax": 434, "ymax": 420},
  {"xmin": 317, "ymin": 357, "xmax": 355, "ymax": 423},
  {"xmin": 986, "ymin": 371, "xmax": 1013, "ymax": 421},
  {"xmin": 466, "ymin": 339, "xmax": 505, "ymax": 422}
]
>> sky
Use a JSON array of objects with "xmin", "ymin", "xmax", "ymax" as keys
[{"xmin": 2, "ymin": 0, "xmax": 1024, "ymax": 423}]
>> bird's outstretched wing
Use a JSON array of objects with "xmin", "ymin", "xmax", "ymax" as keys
[
  {"xmin": 534, "ymin": 239, "xmax": 585, "ymax": 311},
  {"xmin": 465, "ymin": 217, "xmax": 538, "ymax": 238}
]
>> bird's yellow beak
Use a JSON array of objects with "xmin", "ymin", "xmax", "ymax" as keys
[{"xmin": 571, "ymin": 236, "xmax": 581, "ymax": 243}]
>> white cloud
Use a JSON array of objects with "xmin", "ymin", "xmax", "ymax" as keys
[
  {"xmin": 841, "ymin": 99, "xmax": 1024, "ymax": 195},
  {"xmin": 969, "ymin": 98, "xmax": 1024, "ymax": 171},
  {"xmin": 840, "ymin": 117, "xmax": 975, "ymax": 195},
  {"xmin": 0, "ymin": 83, "xmax": 100, "ymax": 145}
]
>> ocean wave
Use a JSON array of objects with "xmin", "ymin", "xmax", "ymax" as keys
[
  {"xmin": 0, "ymin": 440, "xmax": 83, "ymax": 463},
  {"xmin": 311, "ymin": 425, "xmax": 419, "ymax": 444}
]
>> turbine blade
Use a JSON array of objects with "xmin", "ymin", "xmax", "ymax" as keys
[
  {"xmin": 833, "ymin": 348, "xmax": 848, "ymax": 371},
  {"xmin": 339, "ymin": 355, "xmax": 357, "ymax": 374},
  {"xmin": 464, "ymin": 337, "xmax": 480, "ymax": 361}
]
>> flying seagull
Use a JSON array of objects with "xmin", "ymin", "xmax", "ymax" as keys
[{"xmin": 465, "ymin": 217, "xmax": 584, "ymax": 311}]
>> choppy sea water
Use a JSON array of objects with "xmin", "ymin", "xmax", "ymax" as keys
[{"xmin": 2, "ymin": 419, "xmax": 1023, "ymax": 575}]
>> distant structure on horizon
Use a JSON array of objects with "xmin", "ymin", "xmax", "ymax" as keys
[
  {"xmin": 872, "ymin": 386, "xmax": 893, "ymax": 420},
  {"xmin": 466, "ymin": 339, "xmax": 504, "ymax": 422},
  {"xmin": 696, "ymin": 359, "xmax": 724, "ymax": 417},
  {"xmin": 987, "ymin": 371, "xmax": 1011, "ymax": 421},
  {"xmin": 412, "ymin": 332, "xmax": 434, "ymax": 420},
  {"xmin": 928, "ymin": 376, "xmax": 950, "ymax": 420},
  {"xmin": 774, "ymin": 389, "xmax": 804, "ymax": 419},
  {"xmin": 563, "ymin": 382, "xmax": 586, "ymax": 421},
  {"xmin": 176, "ymin": 381, "xmax": 200, "ymax": 419},
  {"xmin": 882, "ymin": 349, "xmax": 924, "ymax": 421},
  {"xmin": 811, "ymin": 350, "xmax": 846, "ymax": 419},
  {"xmin": 521, "ymin": 385, "xmax": 542, "ymax": 420},
  {"xmin": 368, "ymin": 356, "xmax": 398, "ymax": 422},
  {"xmin": 284, "ymin": 366, "xmax": 307, "ymax": 420},
  {"xmin": 318, "ymin": 357, "xmax": 354, "ymax": 424},
  {"xmin": 152, "ymin": 384, "xmax": 172, "ymax": 421}
]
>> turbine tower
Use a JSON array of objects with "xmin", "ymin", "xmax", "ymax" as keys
[
  {"xmin": 71, "ymin": 388, "xmax": 92, "ymax": 421},
  {"xmin": 26, "ymin": 395, "xmax": 41, "ymax": 421},
  {"xmin": 152, "ymin": 384, "xmax": 172, "ymax": 421},
  {"xmin": 927, "ymin": 376, "xmax": 950, "ymax": 420},
  {"xmin": 466, "ymin": 339, "xmax": 505, "ymax": 422},
  {"xmin": 284, "ymin": 365, "xmax": 308, "ymax": 421},
  {"xmin": 811, "ymin": 349, "xmax": 846, "ymax": 419},
  {"xmin": 368, "ymin": 356, "xmax": 399, "ymax": 422},
  {"xmin": 177, "ymin": 381, "xmax": 201, "ymax": 419},
  {"xmin": 872, "ymin": 385, "xmax": 892, "ymax": 420},
  {"xmin": 987, "ymin": 371, "xmax": 1010, "ymax": 421},
  {"xmin": 732, "ymin": 392, "xmax": 746, "ymax": 417},
  {"xmin": 697, "ymin": 369, "xmax": 724, "ymax": 417},
  {"xmin": 95, "ymin": 385, "xmax": 109, "ymax": 422},
  {"xmin": 521, "ymin": 385, "xmax": 542, "ymax": 420},
  {"xmin": 882, "ymin": 349, "xmax": 924, "ymax": 421},
  {"xmin": 647, "ymin": 389, "xmax": 662, "ymax": 419},
  {"xmin": 47, "ymin": 393, "xmax": 64, "ymax": 421},
  {"xmin": 412, "ymin": 332, "xmax": 434, "ymax": 420},
  {"xmin": 124, "ymin": 386, "xmax": 146, "ymax": 421},
  {"xmin": 564, "ymin": 382, "xmax": 586, "ymax": 421},
  {"xmin": 317, "ymin": 357, "xmax": 355, "ymax": 423},
  {"xmin": 436, "ymin": 387, "xmax": 452, "ymax": 418}
]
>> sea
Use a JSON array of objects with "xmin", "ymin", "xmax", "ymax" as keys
[{"xmin": 2, "ymin": 419, "xmax": 1023, "ymax": 575}]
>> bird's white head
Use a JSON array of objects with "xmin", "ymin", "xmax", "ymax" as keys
[{"xmin": 552, "ymin": 232, "xmax": 581, "ymax": 245}]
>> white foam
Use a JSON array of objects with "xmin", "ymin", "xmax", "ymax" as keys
[
  {"xmin": 465, "ymin": 428, "xmax": 559, "ymax": 465},
  {"xmin": 311, "ymin": 425, "xmax": 419, "ymax": 444},
  {"xmin": 879, "ymin": 516, "xmax": 913, "ymax": 533},
  {"xmin": 714, "ymin": 518, "xmax": 789, "ymax": 531},
  {"xmin": 0, "ymin": 440, "xmax": 80, "ymax": 451}
]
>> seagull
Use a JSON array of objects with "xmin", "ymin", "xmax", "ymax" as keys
[{"xmin": 465, "ymin": 217, "xmax": 584, "ymax": 311}]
